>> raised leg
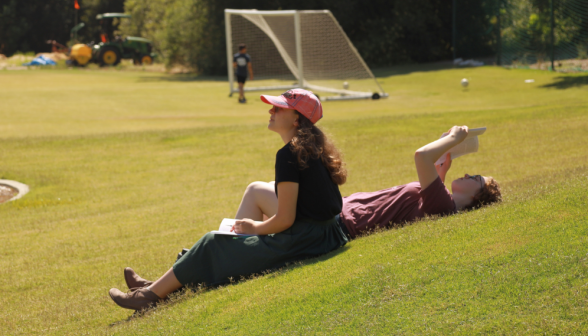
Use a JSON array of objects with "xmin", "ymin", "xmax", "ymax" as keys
[{"xmin": 235, "ymin": 181, "xmax": 278, "ymax": 221}]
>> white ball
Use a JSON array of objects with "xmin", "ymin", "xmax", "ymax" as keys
[
  {"xmin": 343, "ymin": 81, "xmax": 349, "ymax": 90},
  {"xmin": 461, "ymin": 78, "xmax": 469, "ymax": 87}
]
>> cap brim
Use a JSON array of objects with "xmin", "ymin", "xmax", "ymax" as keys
[{"xmin": 260, "ymin": 95, "xmax": 292, "ymax": 109}]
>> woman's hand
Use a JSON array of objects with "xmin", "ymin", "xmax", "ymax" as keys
[
  {"xmin": 449, "ymin": 125, "xmax": 469, "ymax": 142},
  {"xmin": 232, "ymin": 218, "xmax": 257, "ymax": 235}
]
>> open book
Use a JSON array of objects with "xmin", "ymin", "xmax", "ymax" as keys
[
  {"xmin": 210, "ymin": 218, "xmax": 260, "ymax": 237},
  {"xmin": 435, "ymin": 127, "xmax": 487, "ymax": 165}
]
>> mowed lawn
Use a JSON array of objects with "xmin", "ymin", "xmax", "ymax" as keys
[{"xmin": 0, "ymin": 66, "xmax": 587, "ymax": 335}]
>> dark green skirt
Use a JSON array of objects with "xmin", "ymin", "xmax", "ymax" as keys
[{"xmin": 173, "ymin": 216, "xmax": 347, "ymax": 287}]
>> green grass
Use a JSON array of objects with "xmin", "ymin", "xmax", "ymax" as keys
[{"xmin": 1, "ymin": 66, "xmax": 587, "ymax": 334}]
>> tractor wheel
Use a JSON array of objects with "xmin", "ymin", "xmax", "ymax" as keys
[
  {"xmin": 140, "ymin": 55, "xmax": 153, "ymax": 65},
  {"xmin": 99, "ymin": 46, "xmax": 121, "ymax": 66}
]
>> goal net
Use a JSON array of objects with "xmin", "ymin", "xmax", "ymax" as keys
[{"xmin": 225, "ymin": 9, "xmax": 387, "ymax": 100}]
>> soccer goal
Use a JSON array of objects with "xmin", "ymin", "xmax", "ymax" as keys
[{"xmin": 225, "ymin": 9, "xmax": 387, "ymax": 101}]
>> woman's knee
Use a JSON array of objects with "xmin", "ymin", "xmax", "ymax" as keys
[{"xmin": 244, "ymin": 181, "xmax": 270, "ymax": 196}]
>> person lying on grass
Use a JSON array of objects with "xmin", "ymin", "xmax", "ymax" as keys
[
  {"xmin": 215, "ymin": 125, "xmax": 502, "ymax": 240},
  {"xmin": 109, "ymin": 89, "xmax": 349, "ymax": 311}
]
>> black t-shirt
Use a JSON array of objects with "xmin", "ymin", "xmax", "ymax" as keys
[
  {"xmin": 233, "ymin": 53, "xmax": 250, "ymax": 77},
  {"xmin": 275, "ymin": 142, "xmax": 343, "ymax": 221}
]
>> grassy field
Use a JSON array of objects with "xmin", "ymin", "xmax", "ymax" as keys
[{"xmin": 1, "ymin": 66, "xmax": 587, "ymax": 335}]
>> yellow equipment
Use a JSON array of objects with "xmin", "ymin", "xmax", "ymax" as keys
[{"xmin": 70, "ymin": 44, "xmax": 92, "ymax": 66}]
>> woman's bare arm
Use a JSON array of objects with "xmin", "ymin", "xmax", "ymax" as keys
[
  {"xmin": 414, "ymin": 126, "xmax": 468, "ymax": 190},
  {"xmin": 233, "ymin": 181, "xmax": 297, "ymax": 235}
]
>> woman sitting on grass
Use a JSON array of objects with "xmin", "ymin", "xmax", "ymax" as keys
[
  {"xmin": 214, "ymin": 125, "xmax": 502, "ymax": 240},
  {"xmin": 109, "ymin": 89, "xmax": 348, "ymax": 311}
]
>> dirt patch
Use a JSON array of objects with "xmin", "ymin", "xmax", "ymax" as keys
[
  {"xmin": 0, "ymin": 184, "xmax": 18, "ymax": 203},
  {"xmin": 168, "ymin": 65, "xmax": 193, "ymax": 74},
  {"xmin": 556, "ymin": 59, "xmax": 588, "ymax": 72},
  {"xmin": 0, "ymin": 53, "xmax": 35, "ymax": 70},
  {"xmin": 6, "ymin": 54, "xmax": 31, "ymax": 62},
  {"xmin": 509, "ymin": 59, "xmax": 588, "ymax": 72}
]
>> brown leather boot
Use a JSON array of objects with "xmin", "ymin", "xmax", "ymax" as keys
[
  {"xmin": 124, "ymin": 267, "xmax": 154, "ymax": 289},
  {"xmin": 109, "ymin": 287, "xmax": 163, "ymax": 311}
]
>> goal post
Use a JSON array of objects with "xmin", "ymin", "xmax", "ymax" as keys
[{"xmin": 225, "ymin": 9, "xmax": 388, "ymax": 101}]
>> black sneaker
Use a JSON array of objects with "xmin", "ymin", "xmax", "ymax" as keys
[{"xmin": 176, "ymin": 248, "xmax": 190, "ymax": 261}]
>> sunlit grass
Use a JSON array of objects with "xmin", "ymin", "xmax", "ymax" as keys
[{"xmin": 0, "ymin": 66, "xmax": 587, "ymax": 334}]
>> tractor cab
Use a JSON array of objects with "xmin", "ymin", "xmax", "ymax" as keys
[
  {"xmin": 92, "ymin": 13, "xmax": 156, "ymax": 66},
  {"xmin": 96, "ymin": 13, "xmax": 128, "ymax": 43}
]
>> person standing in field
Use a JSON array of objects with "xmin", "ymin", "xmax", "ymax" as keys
[{"xmin": 234, "ymin": 43, "xmax": 254, "ymax": 103}]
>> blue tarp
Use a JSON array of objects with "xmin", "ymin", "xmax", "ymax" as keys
[{"xmin": 22, "ymin": 55, "xmax": 57, "ymax": 66}]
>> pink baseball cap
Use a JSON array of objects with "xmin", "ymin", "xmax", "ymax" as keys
[{"xmin": 260, "ymin": 89, "xmax": 323, "ymax": 124}]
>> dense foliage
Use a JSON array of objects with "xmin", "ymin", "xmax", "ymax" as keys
[
  {"xmin": 0, "ymin": 0, "xmax": 124, "ymax": 56},
  {"xmin": 122, "ymin": 0, "xmax": 460, "ymax": 74},
  {"xmin": 2, "ymin": 0, "xmax": 586, "ymax": 73},
  {"xmin": 0, "ymin": 0, "xmax": 466, "ymax": 72},
  {"xmin": 14, "ymin": 0, "xmax": 585, "ymax": 73}
]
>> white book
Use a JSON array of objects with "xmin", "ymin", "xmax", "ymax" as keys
[
  {"xmin": 435, "ymin": 127, "xmax": 487, "ymax": 165},
  {"xmin": 210, "ymin": 218, "xmax": 260, "ymax": 237}
]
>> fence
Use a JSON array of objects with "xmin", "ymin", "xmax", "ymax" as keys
[{"xmin": 454, "ymin": 0, "xmax": 588, "ymax": 71}]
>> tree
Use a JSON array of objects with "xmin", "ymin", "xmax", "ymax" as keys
[
  {"xmin": 0, "ymin": 0, "xmax": 124, "ymax": 56},
  {"xmin": 120, "ymin": 0, "xmax": 170, "ymax": 59},
  {"xmin": 121, "ymin": 0, "xmax": 456, "ymax": 74}
]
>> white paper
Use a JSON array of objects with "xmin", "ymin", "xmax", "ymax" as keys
[
  {"xmin": 435, "ymin": 127, "xmax": 486, "ymax": 165},
  {"xmin": 210, "ymin": 218, "xmax": 259, "ymax": 237}
]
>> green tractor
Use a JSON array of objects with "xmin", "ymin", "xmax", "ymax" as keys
[
  {"xmin": 69, "ymin": 13, "xmax": 156, "ymax": 66},
  {"xmin": 94, "ymin": 13, "xmax": 156, "ymax": 66}
]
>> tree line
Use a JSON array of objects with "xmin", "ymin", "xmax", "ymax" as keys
[
  {"xmin": 0, "ymin": 0, "xmax": 124, "ymax": 56},
  {"xmin": 1, "ymin": 0, "xmax": 499, "ymax": 74}
]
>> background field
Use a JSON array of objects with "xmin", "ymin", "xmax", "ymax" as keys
[{"xmin": 1, "ymin": 66, "xmax": 587, "ymax": 335}]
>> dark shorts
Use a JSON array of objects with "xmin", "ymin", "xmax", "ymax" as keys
[{"xmin": 236, "ymin": 75, "xmax": 247, "ymax": 84}]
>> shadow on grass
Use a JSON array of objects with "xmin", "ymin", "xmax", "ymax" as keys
[
  {"xmin": 372, "ymin": 61, "xmax": 457, "ymax": 77},
  {"xmin": 540, "ymin": 75, "xmax": 588, "ymax": 89},
  {"xmin": 370, "ymin": 57, "xmax": 495, "ymax": 78},
  {"xmin": 371, "ymin": 58, "xmax": 497, "ymax": 78},
  {"xmin": 137, "ymin": 74, "xmax": 226, "ymax": 83},
  {"xmin": 108, "ymin": 244, "xmax": 352, "ymax": 326},
  {"xmin": 137, "ymin": 61, "xmax": 485, "ymax": 83},
  {"xmin": 134, "ymin": 59, "xmax": 499, "ymax": 83}
]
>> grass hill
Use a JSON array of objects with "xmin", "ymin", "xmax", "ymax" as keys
[{"xmin": 0, "ymin": 66, "xmax": 587, "ymax": 334}]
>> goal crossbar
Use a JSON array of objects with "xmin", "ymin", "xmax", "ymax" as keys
[
  {"xmin": 225, "ymin": 9, "xmax": 330, "ymax": 15},
  {"xmin": 225, "ymin": 9, "xmax": 387, "ymax": 101}
]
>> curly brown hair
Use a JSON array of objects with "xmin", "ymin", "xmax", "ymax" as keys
[
  {"xmin": 463, "ymin": 176, "xmax": 502, "ymax": 211},
  {"xmin": 289, "ymin": 113, "xmax": 347, "ymax": 185}
]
